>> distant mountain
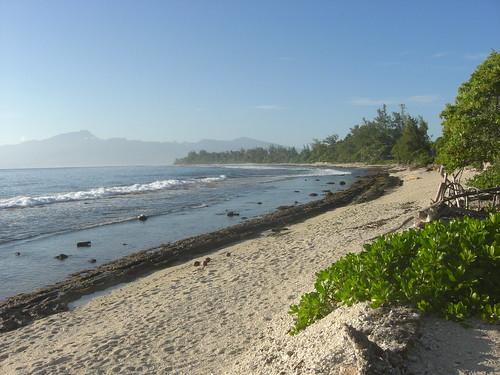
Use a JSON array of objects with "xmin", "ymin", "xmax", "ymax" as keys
[{"xmin": 0, "ymin": 130, "xmax": 276, "ymax": 168}]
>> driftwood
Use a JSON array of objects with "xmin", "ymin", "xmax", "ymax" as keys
[
  {"xmin": 420, "ymin": 167, "xmax": 498, "ymax": 226},
  {"xmin": 432, "ymin": 166, "xmax": 499, "ymax": 210}
]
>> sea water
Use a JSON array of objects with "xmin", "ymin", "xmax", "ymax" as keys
[{"xmin": 0, "ymin": 164, "xmax": 360, "ymax": 299}]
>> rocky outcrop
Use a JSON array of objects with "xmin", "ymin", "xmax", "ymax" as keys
[{"xmin": 230, "ymin": 303, "xmax": 420, "ymax": 375}]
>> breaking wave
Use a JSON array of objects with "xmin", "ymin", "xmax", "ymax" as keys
[{"xmin": 0, "ymin": 175, "xmax": 226, "ymax": 209}]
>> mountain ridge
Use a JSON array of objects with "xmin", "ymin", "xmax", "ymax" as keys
[{"xmin": 0, "ymin": 131, "xmax": 277, "ymax": 168}]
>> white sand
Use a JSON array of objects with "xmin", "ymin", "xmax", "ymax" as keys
[{"xmin": 0, "ymin": 168, "xmax": 498, "ymax": 374}]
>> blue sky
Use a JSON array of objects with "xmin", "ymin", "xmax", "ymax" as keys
[{"xmin": 0, "ymin": 0, "xmax": 499, "ymax": 147}]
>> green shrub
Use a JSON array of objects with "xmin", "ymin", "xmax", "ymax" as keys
[
  {"xmin": 289, "ymin": 214, "xmax": 500, "ymax": 335},
  {"xmin": 467, "ymin": 162, "xmax": 500, "ymax": 189}
]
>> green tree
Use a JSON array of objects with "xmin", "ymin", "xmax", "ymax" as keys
[
  {"xmin": 392, "ymin": 115, "xmax": 432, "ymax": 165},
  {"xmin": 437, "ymin": 51, "xmax": 500, "ymax": 171}
]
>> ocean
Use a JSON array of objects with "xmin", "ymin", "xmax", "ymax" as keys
[{"xmin": 0, "ymin": 164, "xmax": 360, "ymax": 299}]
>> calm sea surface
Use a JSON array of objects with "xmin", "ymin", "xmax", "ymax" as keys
[{"xmin": 0, "ymin": 164, "xmax": 362, "ymax": 299}]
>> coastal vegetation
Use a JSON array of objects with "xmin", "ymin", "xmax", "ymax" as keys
[
  {"xmin": 289, "ymin": 52, "xmax": 500, "ymax": 336},
  {"xmin": 289, "ymin": 213, "xmax": 500, "ymax": 335},
  {"xmin": 437, "ymin": 50, "xmax": 500, "ymax": 188},
  {"xmin": 175, "ymin": 105, "xmax": 433, "ymax": 166}
]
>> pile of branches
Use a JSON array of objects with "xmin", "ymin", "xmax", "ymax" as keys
[{"xmin": 419, "ymin": 167, "xmax": 499, "ymax": 225}]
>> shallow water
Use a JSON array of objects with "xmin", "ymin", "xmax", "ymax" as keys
[{"xmin": 0, "ymin": 164, "xmax": 361, "ymax": 299}]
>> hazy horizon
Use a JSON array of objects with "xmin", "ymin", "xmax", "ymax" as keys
[
  {"xmin": 1, "ymin": 1, "xmax": 499, "ymax": 148},
  {"xmin": 0, "ymin": 129, "xmax": 280, "ymax": 148}
]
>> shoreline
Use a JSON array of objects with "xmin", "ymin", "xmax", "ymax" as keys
[
  {"xmin": 1, "ymin": 168, "xmax": 497, "ymax": 374},
  {"xmin": 0, "ymin": 169, "xmax": 399, "ymax": 333}
]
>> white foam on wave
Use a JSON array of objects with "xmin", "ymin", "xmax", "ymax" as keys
[
  {"xmin": 0, "ymin": 175, "xmax": 226, "ymax": 209},
  {"xmin": 221, "ymin": 164, "xmax": 350, "ymax": 176}
]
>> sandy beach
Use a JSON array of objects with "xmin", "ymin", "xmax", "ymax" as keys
[{"xmin": 1, "ymin": 168, "xmax": 498, "ymax": 374}]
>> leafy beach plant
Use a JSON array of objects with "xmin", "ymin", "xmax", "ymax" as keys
[{"xmin": 289, "ymin": 214, "xmax": 500, "ymax": 335}]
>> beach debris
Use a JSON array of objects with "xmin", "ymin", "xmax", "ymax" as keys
[
  {"xmin": 88, "ymin": 258, "xmax": 97, "ymax": 264},
  {"xmin": 202, "ymin": 257, "xmax": 211, "ymax": 266},
  {"xmin": 137, "ymin": 214, "xmax": 148, "ymax": 221},
  {"xmin": 309, "ymin": 193, "xmax": 318, "ymax": 197},
  {"xmin": 226, "ymin": 252, "xmax": 231, "ymax": 257},
  {"xmin": 77, "ymin": 241, "xmax": 92, "ymax": 248},
  {"xmin": 54, "ymin": 254, "xmax": 68, "ymax": 261},
  {"xmin": 226, "ymin": 211, "xmax": 239, "ymax": 217},
  {"xmin": 193, "ymin": 261, "xmax": 201, "ymax": 267},
  {"xmin": 15, "ymin": 252, "xmax": 21, "ymax": 256}
]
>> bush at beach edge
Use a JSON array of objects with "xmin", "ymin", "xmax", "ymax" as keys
[{"xmin": 289, "ymin": 213, "xmax": 500, "ymax": 335}]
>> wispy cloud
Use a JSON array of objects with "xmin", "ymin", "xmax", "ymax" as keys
[
  {"xmin": 255, "ymin": 104, "xmax": 282, "ymax": 110},
  {"xmin": 408, "ymin": 95, "xmax": 440, "ymax": 104},
  {"xmin": 351, "ymin": 95, "xmax": 440, "ymax": 106},
  {"xmin": 432, "ymin": 51, "xmax": 449, "ymax": 58},
  {"xmin": 350, "ymin": 97, "xmax": 396, "ymax": 106},
  {"xmin": 464, "ymin": 53, "xmax": 488, "ymax": 60}
]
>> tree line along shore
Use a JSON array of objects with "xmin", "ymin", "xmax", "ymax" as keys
[{"xmin": 177, "ymin": 51, "xmax": 499, "ymax": 191}]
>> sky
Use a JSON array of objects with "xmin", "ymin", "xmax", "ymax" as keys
[{"xmin": 0, "ymin": 0, "xmax": 499, "ymax": 147}]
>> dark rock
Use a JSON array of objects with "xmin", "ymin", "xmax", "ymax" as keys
[
  {"xmin": 294, "ymin": 201, "xmax": 299, "ymax": 204},
  {"xmin": 226, "ymin": 211, "xmax": 239, "ymax": 217},
  {"xmin": 15, "ymin": 252, "xmax": 21, "ymax": 256},
  {"xmin": 322, "ymin": 190, "xmax": 331, "ymax": 193},
  {"xmin": 202, "ymin": 257, "xmax": 212, "ymax": 266},
  {"xmin": 122, "ymin": 243, "xmax": 128, "ymax": 246},
  {"xmin": 271, "ymin": 227, "xmax": 289, "ymax": 233},
  {"xmin": 309, "ymin": 193, "xmax": 318, "ymax": 197},
  {"xmin": 339, "ymin": 181, "xmax": 346, "ymax": 185},
  {"xmin": 77, "ymin": 241, "xmax": 91, "ymax": 248},
  {"xmin": 137, "ymin": 214, "xmax": 148, "ymax": 222},
  {"xmin": 294, "ymin": 190, "xmax": 300, "ymax": 193},
  {"xmin": 193, "ymin": 261, "xmax": 201, "ymax": 267},
  {"xmin": 315, "ymin": 178, "xmax": 320, "ymax": 181},
  {"xmin": 55, "ymin": 254, "xmax": 68, "ymax": 261},
  {"xmin": 326, "ymin": 182, "xmax": 335, "ymax": 185},
  {"xmin": 257, "ymin": 202, "xmax": 262, "ymax": 205},
  {"xmin": 241, "ymin": 216, "xmax": 248, "ymax": 220},
  {"xmin": 277, "ymin": 205, "xmax": 293, "ymax": 210},
  {"xmin": 226, "ymin": 252, "xmax": 231, "ymax": 257},
  {"xmin": 88, "ymin": 258, "xmax": 97, "ymax": 264}
]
